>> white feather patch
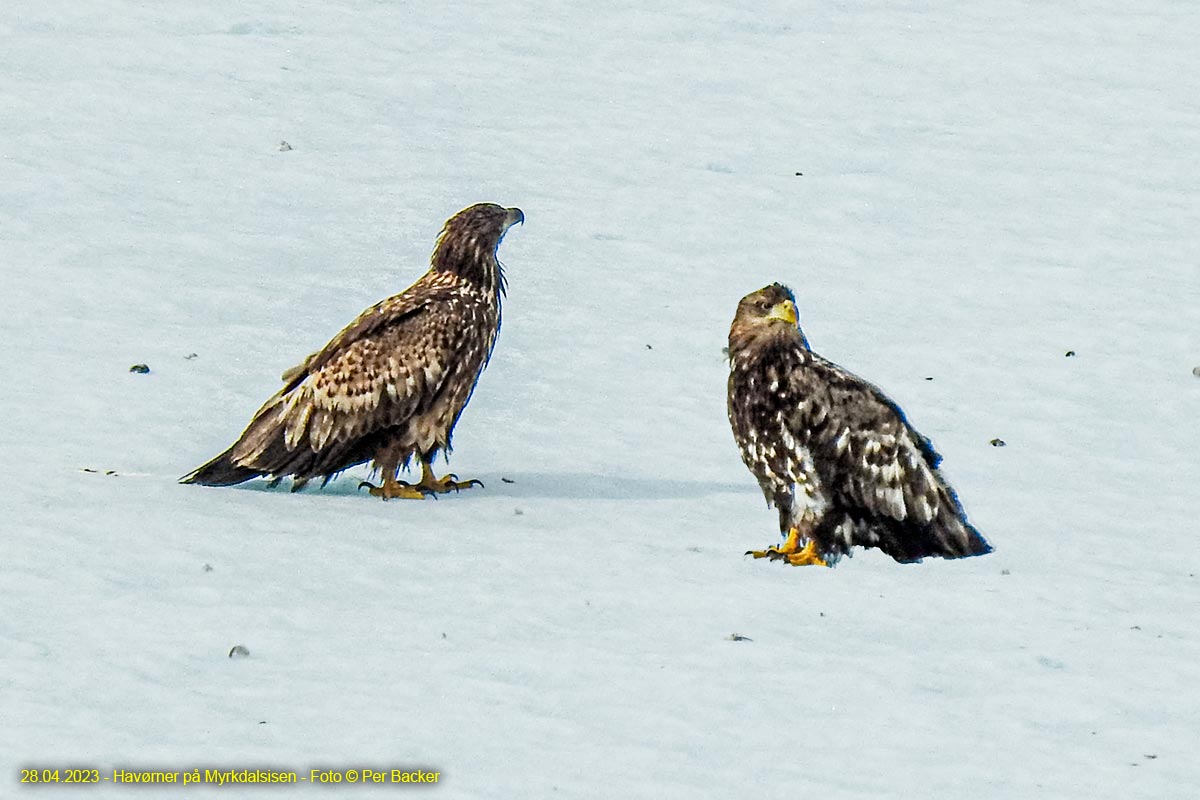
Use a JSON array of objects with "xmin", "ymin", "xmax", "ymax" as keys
[
  {"xmin": 879, "ymin": 461, "xmax": 903, "ymax": 484},
  {"xmin": 284, "ymin": 402, "xmax": 311, "ymax": 450},
  {"xmin": 878, "ymin": 485, "xmax": 906, "ymax": 520},
  {"xmin": 915, "ymin": 495, "xmax": 934, "ymax": 523},
  {"xmin": 311, "ymin": 410, "xmax": 334, "ymax": 450}
]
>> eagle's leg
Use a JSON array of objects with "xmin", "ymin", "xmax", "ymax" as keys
[
  {"xmin": 414, "ymin": 459, "xmax": 484, "ymax": 494},
  {"xmin": 747, "ymin": 528, "xmax": 828, "ymax": 567}
]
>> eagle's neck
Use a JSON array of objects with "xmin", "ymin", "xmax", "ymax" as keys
[
  {"xmin": 729, "ymin": 324, "xmax": 810, "ymax": 368},
  {"xmin": 432, "ymin": 231, "xmax": 505, "ymax": 301},
  {"xmin": 430, "ymin": 231, "xmax": 506, "ymax": 369}
]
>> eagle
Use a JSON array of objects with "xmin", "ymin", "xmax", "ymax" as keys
[
  {"xmin": 727, "ymin": 283, "xmax": 992, "ymax": 566},
  {"xmin": 181, "ymin": 202, "xmax": 524, "ymax": 499}
]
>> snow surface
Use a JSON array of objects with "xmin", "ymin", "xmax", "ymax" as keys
[{"xmin": 3, "ymin": 1, "xmax": 1199, "ymax": 798}]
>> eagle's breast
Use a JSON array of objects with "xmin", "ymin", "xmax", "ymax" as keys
[
  {"xmin": 400, "ymin": 282, "xmax": 500, "ymax": 454},
  {"xmin": 729, "ymin": 345, "xmax": 830, "ymax": 521}
]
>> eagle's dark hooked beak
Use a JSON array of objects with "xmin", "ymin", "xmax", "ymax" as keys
[{"xmin": 504, "ymin": 207, "xmax": 524, "ymax": 229}]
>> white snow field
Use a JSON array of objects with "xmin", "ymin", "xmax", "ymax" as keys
[{"xmin": 3, "ymin": 1, "xmax": 1198, "ymax": 798}]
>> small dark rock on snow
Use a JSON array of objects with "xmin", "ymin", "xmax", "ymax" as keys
[
  {"xmin": 990, "ymin": 438, "xmax": 1006, "ymax": 447},
  {"xmin": 228, "ymin": 645, "xmax": 250, "ymax": 659},
  {"xmin": 129, "ymin": 364, "xmax": 150, "ymax": 374}
]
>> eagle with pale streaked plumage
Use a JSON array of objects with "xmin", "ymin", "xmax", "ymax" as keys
[
  {"xmin": 727, "ymin": 283, "xmax": 992, "ymax": 566},
  {"xmin": 181, "ymin": 202, "xmax": 523, "ymax": 498}
]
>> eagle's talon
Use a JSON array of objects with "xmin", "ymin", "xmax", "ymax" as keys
[
  {"xmin": 360, "ymin": 477, "xmax": 428, "ymax": 500},
  {"xmin": 414, "ymin": 464, "xmax": 484, "ymax": 495},
  {"xmin": 748, "ymin": 530, "xmax": 827, "ymax": 567},
  {"xmin": 746, "ymin": 546, "xmax": 781, "ymax": 560}
]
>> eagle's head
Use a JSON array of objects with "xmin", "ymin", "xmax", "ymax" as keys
[
  {"xmin": 432, "ymin": 203, "xmax": 523, "ymax": 291},
  {"xmin": 729, "ymin": 282, "xmax": 809, "ymax": 355}
]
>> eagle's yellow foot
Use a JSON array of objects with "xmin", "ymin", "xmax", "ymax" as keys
[
  {"xmin": 358, "ymin": 476, "xmax": 428, "ymax": 500},
  {"xmin": 747, "ymin": 527, "xmax": 803, "ymax": 558},
  {"xmin": 780, "ymin": 540, "xmax": 828, "ymax": 567},
  {"xmin": 746, "ymin": 528, "xmax": 828, "ymax": 567},
  {"xmin": 415, "ymin": 465, "xmax": 484, "ymax": 495}
]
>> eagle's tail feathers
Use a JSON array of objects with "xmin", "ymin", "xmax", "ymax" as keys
[
  {"xmin": 886, "ymin": 505, "xmax": 991, "ymax": 563},
  {"xmin": 182, "ymin": 401, "xmax": 382, "ymax": 490},
  {"xmin": 180, "ymin": 403, "xmax": 294, "ymax": 487},
  {"xmin": 179, "ymin": 446, "xmax": 263, "ymax": 486},
  {"xmin": 934, "ymin": 485, "xmax": 992, "ymax": 560},
  {"xmin": 860, "ymin": 492, "xmax": 991, "ymax": 563}
]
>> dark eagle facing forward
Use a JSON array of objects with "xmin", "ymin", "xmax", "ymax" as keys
[
  {"xmin": 727, "ymin": 283, "xmax": 992, "ymax": 566},
  {"xmin": 182, "ymin": 203, "xmax": 524, "ymax": 499}
]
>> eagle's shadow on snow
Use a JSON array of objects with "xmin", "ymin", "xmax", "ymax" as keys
[
  {"xmin": 476, "ymin": 472, "xmax": 750, "ymax": 501},
  {"xmin": 236, "ymin": 471, "xmax": 750, "ymax": 501}
]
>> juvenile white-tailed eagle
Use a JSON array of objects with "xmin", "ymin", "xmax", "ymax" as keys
[
  {"xmin": 182, "ymin": 203, "xmax": 523, "ymax": 499},
  {"xmin": 727, "ymin": 283, "xmax": 992, "ymax": 565}
]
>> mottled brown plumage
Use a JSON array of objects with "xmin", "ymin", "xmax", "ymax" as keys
[
  {"xmin": 728, "ymin": 283, "xmax": 991, "ymax": 565},
  {"xmin": 181, "ymin": 203, "xmax": 523, "ymax": 496}
]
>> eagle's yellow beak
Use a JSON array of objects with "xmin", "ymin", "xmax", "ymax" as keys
[{"xmin": 766, "ymin": 299, "xmax": 798, "ymax": 326}]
